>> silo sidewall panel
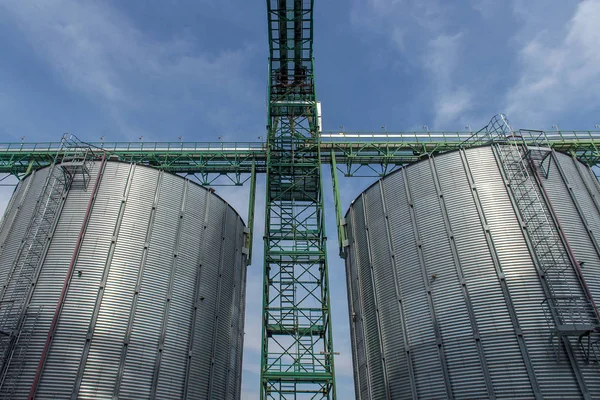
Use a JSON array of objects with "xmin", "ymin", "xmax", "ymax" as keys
[
  {"xmin": 344, "ymin": 146, "xmax": 600, "ymax": 399},
  {"xmin": 0, "ymin": 161, "xmax": 247, "ymax": 400}
]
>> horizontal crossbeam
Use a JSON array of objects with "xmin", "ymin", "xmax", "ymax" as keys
[{"xmin": 1, "ymin": 130, "xmax": 598, "ymax": 178}]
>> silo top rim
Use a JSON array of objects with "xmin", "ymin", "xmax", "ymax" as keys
[
  {"xmin": 343, "ymin": 144, "xmax": 579, "ymax": 219},
  {"xmin": 24, "ymin": 159, "xmax": 247, "ymax": 227}
]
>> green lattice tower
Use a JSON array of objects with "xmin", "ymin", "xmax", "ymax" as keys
[{"xmin": 260, "ymin": 1, "xmax": 336, "ymax": 398}]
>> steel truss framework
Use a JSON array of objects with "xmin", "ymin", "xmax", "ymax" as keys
[
  {"xmin": 1, "ymin": 130, "xmax": 598, "ymax": 178},
  {"xmin": 0, "ymin": 136, "xmax": 600, "ymax": 397},
  {"xmin": 1, "ymin": 134, "xmax": 600, "ymax": 262},
  {"xmin": 0, "ymin": 2, "xmax": 599, "ymax": 399},
  {"xmin": 261, "ymin": 0, "xmax": 335, "ymax": 398},
  {"xmin": 0, "ymin": 127, "xmax": 598, "ymax": 397}
]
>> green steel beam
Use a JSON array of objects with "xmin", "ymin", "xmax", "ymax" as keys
[
  {"xmin": 0, "ymin": 135, "xmax": 598, "ymax": 397},
  {"xmin": 247, "ymin": 160, "xmax": 257, "ymax": 264},
  {"xmin": 1, "ymin": 131, "xmax": 598, "ymax": 177},
  {"xmin": 0, "ymin": 141, "xmax": 265, "ymax": 185},
  {"xmin": 329, "ymin": 151, "xmax": 345, "ymax": 258}
]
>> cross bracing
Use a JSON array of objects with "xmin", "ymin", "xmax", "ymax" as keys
[
  {"xmin": 1, "ymin": 1, "xmax": 600, "ymax": 397},
  {"xmin": 1, "ymin": 130, "xmax": 599, "ymax": 179},
  {"xmin": 0, "ymin": 128, "xmax": 599, "ymax": 399}
]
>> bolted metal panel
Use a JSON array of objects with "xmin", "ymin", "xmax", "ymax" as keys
[
  {"xmin": 0, "ymin": 169, "xmax": 47, "ymax": 289},
  {"xmin": 538, "ymin": 151, "xmax": 600, "ymax": 396},
  {"xmin": 0, "ymin": 161, "xmax": 247, "ymax": 399},
  {"xmin": 345, "ymin": 208, "xmax": 370, "ymax": 400},
  {"xmin": 345, "ymin": 146, "xmax": 600, "ymax": 399}
]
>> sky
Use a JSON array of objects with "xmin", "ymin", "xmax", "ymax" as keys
[{"xmin": 1, "ymin": 0, "xmax": 600, "ymax": 398}]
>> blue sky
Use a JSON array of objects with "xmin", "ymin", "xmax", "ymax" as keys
[{"xmin": 1, "ymin": 0, "xmax": 600, "ymax": 398}]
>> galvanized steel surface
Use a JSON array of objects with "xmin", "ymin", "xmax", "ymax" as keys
[
  {"xmin": 344, "ymin": 146, "xmax": 600, "ymax": 399},
  {"xmin": 0, "ymin": 161, "xmax": 247, "ymax": 399}
]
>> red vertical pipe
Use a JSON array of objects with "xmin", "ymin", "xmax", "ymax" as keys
[{"xmin": 28, "ymin": 154, "xmax": 106, "ymax": 399}]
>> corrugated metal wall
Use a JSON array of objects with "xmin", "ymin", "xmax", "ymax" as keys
[
  {"xmin": 344, "ymin": 146, "xmax": 600, "ymax": 399},
  {"xmin": 0, "ymin": 161, "xmax": 247, "ymax": 399}
]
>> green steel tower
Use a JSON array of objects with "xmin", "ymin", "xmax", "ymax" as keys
[{"xmin": 261, "ymin": 0, "xmax": 336, "ymax": 398}]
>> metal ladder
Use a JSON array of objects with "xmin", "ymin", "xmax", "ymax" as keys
[
  {"xmin": 0, "ymin": 135, "xmax": 93, "ymax": 379},
  {"xmin": 297, "ymin": 334, "xmax": 314, "ymax": 372},
  {"xmin": 59, "ymin": 135, "xmax": 93, "ymax": 190},
  {"xmin": 280, "ymin": 264, "xmax": 296, "ymax": 331},
  {"xmin": 486, "ymin": 115, "xmax": 600, "ymax": 363},
  {"xmin": 0, "ymin": 306, "xmax": 41, "ymax": 398}
]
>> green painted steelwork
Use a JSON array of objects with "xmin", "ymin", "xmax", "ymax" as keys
[
  {"xmin": 247, "ymin": 160, "xmax": 257, "ymax": 264},
  {"xmin": 0, "ymin": 136, "xmax": 599, "ymax": 398},
  {"xmin": 0, "ymin": 1, "xmax": 598, "ymax": 397},
  {"xmin": 329, "ymin": 151, "xmax": 345, "ymax": 258},
  {"xmin": 0, "ymin": 141, "xmax": 265, "ymax": 185},
  {"xmin": 2, "ymin": 130, "xmax": 598, "ymax": 178},
  {"xmin": 261, "ymin": 0, "xmax": 336, "ymax": 398}
]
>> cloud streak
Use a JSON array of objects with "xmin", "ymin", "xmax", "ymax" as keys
[
  {"xmin": 350, "ymin": 0, "xmax": 474, "ymax": 129},
  {"xmin": 505, "ymin": 0, "xmax": 600, "ymax": 127},
  {"xmin": 0, "ymin": 0, "xmax": 263, "ymax": 140},
  {"xmin": 424, "ymin": 32, "xmax": 473, "ymax": 127}
]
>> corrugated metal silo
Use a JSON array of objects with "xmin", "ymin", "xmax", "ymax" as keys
[
  {"xmin": 344, "ymin": 145, "xmax": 600, "ymax": 399},
  {"xmin": 0, "ymin": 160, "xmax": 247, "ymax": 399}
]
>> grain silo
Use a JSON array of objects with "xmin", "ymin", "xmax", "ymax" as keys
[
  {"xmin": 344, "ymin": 142, "xmax": 600, "ymax": 399},
  {"xmin": 0, "ymin": 155, "xmax": 247, "ymax": 399}
]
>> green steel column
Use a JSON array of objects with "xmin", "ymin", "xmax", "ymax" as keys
[
  {"xmin": 330, "ymin": 151, "xmax": 345, "ymax": 258},
  {"xmin": 261, "ymin": 1, "xmax": 336, "ymax": 398},
  {"xmin": 246, "ymin": 159, "xmax": 257, "ymax": 264}
]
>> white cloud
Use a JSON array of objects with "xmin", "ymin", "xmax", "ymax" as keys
[
  {"xmin": 424, "ymin": 33, "xmax": 474, "ymax": 127},
  {"xmin": 435, "ymin": 88, "xmax": 473, "ymax": 127},
  {"xmin": 0, "ymin": 0, "xmax": 261, "ymax": 140},
  {"xmin": 351, "ymin": 0, "xmax": 449, "ymax": 41},
  {"xmin": 505, "ymin": 0, "xmax": 600, "ymax": 126},
  {"xmin": 350, "ymin": 1, "xmax": 474, "ymax": 128},
  {"xmin": 2, "ymin": 1, "xmax": 137, "ymax": 105},
  {"xmin": 425, "ymin": 33, "xmax": 463, "ymax": 82},
  {"xmin": 469, "ymin": 0, "xmax": 498, "ymax": 18}
]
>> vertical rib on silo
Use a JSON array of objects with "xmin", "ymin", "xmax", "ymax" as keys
[
  {"xmin": 491, "ymin": 144, "xmax": 592, "ymax": 399},
  {"xmin": 462, "ymin": 147, "xmax": 542, "ymax": 399},
  {"xmin": 151, "ymin": 178, "xmax": 188, "ymax": 399},
  {"xmin": 362, "ymin": 189, "xmax": 393, "ymax": 399},
  {"xmin": 29, "ymin": 154, "xmax": 107, "ymax": 399},
  {"xmin": 402, "ymin": 166, "xmax": 454, "ymax": 399},
  {"xmin": 349, "ymin": 196, "xmax": 382, "ymax": 398},
  {"xmin": 111, "ymin": 167, "xmax": 164, "ymax": 398},
  {"xmin": 428, "ymin": 155, "xmax": 495, "ymax": 399},
  {"xmin": 183, "ymin": 188, "xmax": 210, "ymax": 399},
  {"xmin": 68, "ymin": 162, "xmax": 136, "ymax": 398},
  {"xmin": 537, "ymin": 152, "xmax": 600, "ymax": 397},
  {"xmin": 343, "ymin": 220, "xmax": 363, "ymax": 399},
  {"xmin": 379, "ymin": 181, "xmax": 418, "ymax": 399},
  {"xmin": 345, "ymin": 206, "xmax": 370, "ymax": 400}
]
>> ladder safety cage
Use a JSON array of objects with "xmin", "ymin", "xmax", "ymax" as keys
[
  {"xmin": 0, "ymin": 135, "xmax": 95, "ymax": 389},
  {"xmin": 483, "ymin": 114, "xmax": 600, "ymax": 366}
]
